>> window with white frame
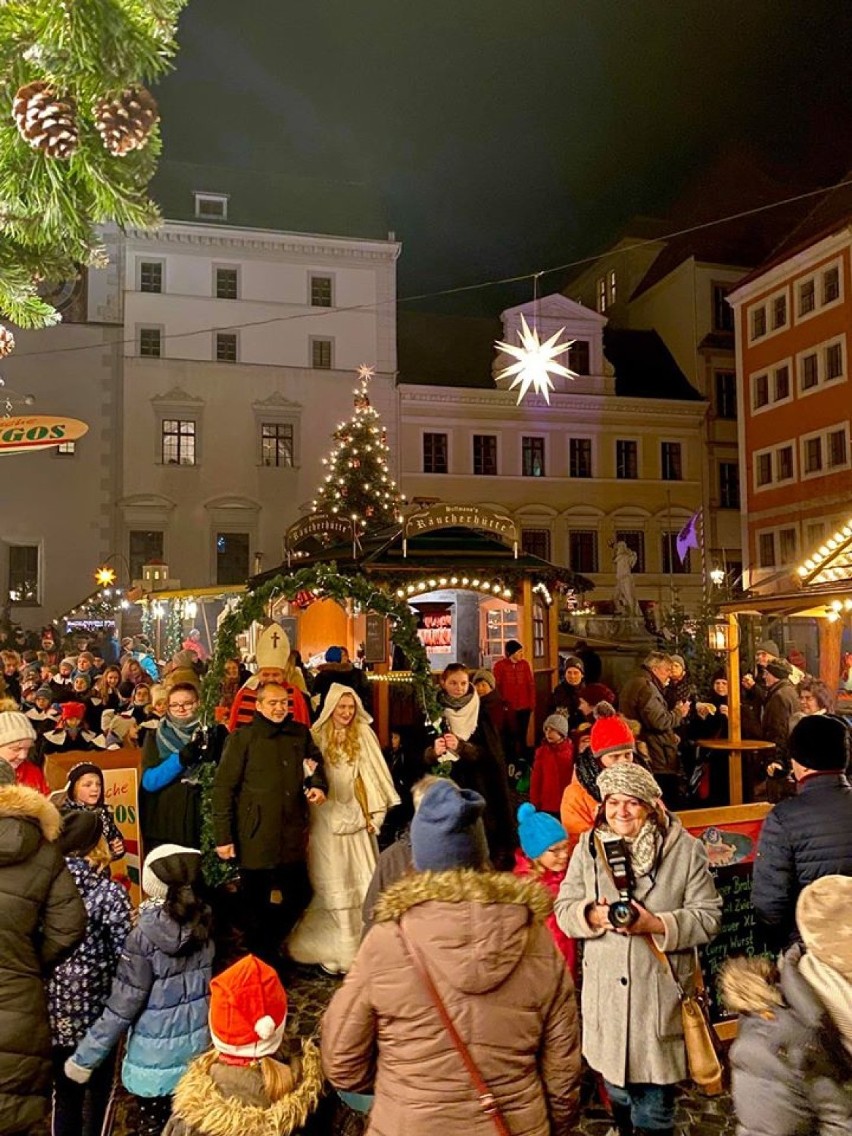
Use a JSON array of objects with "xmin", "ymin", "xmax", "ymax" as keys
[
  {"xmin": 798, "ymin": 277, "xmax": 816, "ymax": 316},
  {"xmin": 310, "ymin": 337, "xmax": 333, "ymax": 369},
  {"xmin": 260, "ymin": 422, "xmax": 294, "ymax": 467},
  {"xmin": 596, "ymin": 277, "xmax": 606, "ymax": 313},
  {"xmin": 803, "ymin": 434, "xmax": 823, "ymax": 476},
  {"xmin": 423, "ymin": 432, "xmax": 448, "ymax": 474},
  {"xmin": 800, "ymin": 351, "xmax": 819, "ymax": 391},
  {"xmin": 608, "ymin": 270, "xmax": 617, "ymax": 306},
  {"xmin": 756, "ymin": 451, "xmax": 772, "ymax": 487},
  {"xmin": 771, "ymin": 292, "xmax": 788, "ymax": 330},
  {"xmin": 215, "ymin": 332, "xmax": 238, "ymax": 362},
  {"xmin": 758, "ymin": 531, "xmax": 776, "ymax": 568},
  {"xmin": 194, "ymin": 192, "xmax": 228, "ymax": 220},
  {"xmin": 822, "ymin": 264, "xmax": 841, "ymax": 305},
  {"xmin": 825, "ymin": 340, "xmax": 844, "ymax": 381},
  {"xmin": 777, "ymin": 444, "xmax": 794, "ymax": 483},
  {"xmin": 779, "ymin": 527, "xmax": 798, "ymax": 564},
  {"xmin": 139, "ymin": 260, "xmax": 163, "ymax": 294},
  {"xmin": 828, "ymin": 426, "xmax": 849, "ymax": 469},
  {"xmin": 139, "ymin": 326, "xmax": 162, "ymax": 357},
  {"xmin": 774, "ymin": 363, "xmax": 791, "ymax": 402},
  {"xmin": 215, "ymin": 266, "xmax": 239, "ymax": 300},
  {"xmin": 752, "ymin": 372, "xmax": 769, "ymax": 410},
  {"xmin": 161, "ymin": 419, "xmax": 196, "ymax": 466},
  {"xmin": 750, "ymin": 305, "xmax": 767, "ymax": 340},
  {"xmin": 310, "ymin": 275, "xmax": 333, "ymax": 307},
  {"xmin": 472, "ymin": 434, "xmax": 498, "ymax": 476},
  {"xmin": 522, "ymin": 436, "xmax": 546, "ymax": 477}
]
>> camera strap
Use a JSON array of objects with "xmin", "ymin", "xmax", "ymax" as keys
[{"xmin": 644, "ymin": 937, "xmax": 704, "ymax": 1002}]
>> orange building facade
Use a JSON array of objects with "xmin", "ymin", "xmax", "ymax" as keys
[{"xmin": 728, "ymin": 229, "xmax": 852, "ymax": 589}]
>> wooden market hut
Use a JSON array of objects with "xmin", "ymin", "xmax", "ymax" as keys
[{"xmin": 251, "ymin": 504, "xmax": 593, "ymax": 742}]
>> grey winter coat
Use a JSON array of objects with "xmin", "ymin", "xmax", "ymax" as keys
[
  {"xmin": 555, "ymin": 815, "xmax": 722, "ymax": 1087},
  {"xmin": 720, "ymin": 948, "xmax": 852, "ymax": 1136},
  {"xmin": 0, "ymin": 784, "xmax": 87, "ymax": 1135},
  {"xmin": 760, "ymin": 679, "xmax": 800, "ymax": 766},
  {"xmin": 618, "ymin": 667, "xmax": 684, "ymax": 775}
]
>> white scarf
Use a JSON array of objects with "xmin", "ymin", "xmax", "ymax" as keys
[
  {"xmin": 799, "ymin": 952, "xmax": 852, "ymax": 1059},
  {"xmin": 440, "ymin": 690, "xmax": 481, "ymax": 742}
]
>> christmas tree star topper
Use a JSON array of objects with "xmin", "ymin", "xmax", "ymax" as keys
[
  {"xmin": 495, "ymin": 314, "xmax": 577, "ymax": 404},
  {"xmin": 357, "ymin": 363, "xmax": 376, "ymax": 383}
]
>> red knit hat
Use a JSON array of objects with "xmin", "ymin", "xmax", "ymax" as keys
[
  {"xmin": 209, "ymin": 954, "xmax": 287, "ymax": 1058},
  {"xmin": 589, "ymin": 702, "xmax": 635, "ymax": 759},
  {"xmin": 60, "ymin": 702, "xmax": 87, "ymax": 723}
]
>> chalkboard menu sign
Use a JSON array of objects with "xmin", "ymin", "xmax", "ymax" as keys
[
  {"xmin": 364, "ymin": 613, "xmax": 387, "ymax": 664},
  {"xmin": 678, "ymin": 803, "xmax": 772, "ymax": 1039}
]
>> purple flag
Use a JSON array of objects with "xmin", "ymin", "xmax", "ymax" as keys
[{"xmin": 676, "ymin": 509, "xmax": 702, "ymax": 563}]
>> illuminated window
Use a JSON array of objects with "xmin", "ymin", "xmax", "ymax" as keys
[
  {"xmin": 261, "ymin": 423, "xmax": 294, "ymax": 467},
  {"xmin": 8, "ymin": 545, "xmax": 39, "ymax": 605},
  {"xmin": 161, "ymin": 419, "xmax": 196, "ymax": 465}
]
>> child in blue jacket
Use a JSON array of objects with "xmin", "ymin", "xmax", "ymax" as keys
[{"xmin": 65, "ymin": 844, "xmax": 214, "ymax": 1136}]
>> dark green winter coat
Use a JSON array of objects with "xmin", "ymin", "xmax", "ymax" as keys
[
  {"xmin": 0, "ymin": 783, "xmax": 87, "ymax": 1135},
  {"xmin": 212, "ymin": 713, "xmax": 327, "ymax": 869}
]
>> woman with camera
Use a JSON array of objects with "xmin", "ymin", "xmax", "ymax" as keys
[{"xmin": 555, "ymin": 763, "xmax": 722, "ymax": 1136}]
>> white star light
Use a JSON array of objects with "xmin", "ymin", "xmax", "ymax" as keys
[
  {"xmin": 357, "ymin": 363, "xmax": 376, "ymax": 382},
  {"xmin": 495, "ymin": 314, "xmax": 576, "ymax": 404}
]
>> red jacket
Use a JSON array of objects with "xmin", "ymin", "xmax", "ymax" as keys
[
  {"xmin": 512, "ymin": 850, "xmax": 577, "ymax": 976},
  {"xmin": 492, "ymin": 656, "xmax": 535, "ymax": 712},
  {"xmin": 15, "ymin": 759, "xmax": 49, "ymax": 796},
  {"xmin": 530, "ymin": 738, "xmax": 575, "ymax": 814}
]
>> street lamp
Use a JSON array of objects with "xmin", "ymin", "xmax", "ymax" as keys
[{"xmin": 709, "ymin": 567, "xmax": 726, "ymax": 587}]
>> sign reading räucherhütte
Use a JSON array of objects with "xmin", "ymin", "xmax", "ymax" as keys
[
  {"xmin": 0, "ymin": 414, "xmax": 89, "ymax": 454},
  {"xmin": 286, "ymin": 512, "xmax": 355, "ymax": 550},
  {"xmin": 403, "ymin": 503, "xmax": 518, "ymax": 545}
]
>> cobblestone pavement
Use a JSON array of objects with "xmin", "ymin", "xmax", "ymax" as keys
[{"xmin": 111, "ymin": 963, "xmax": 738, "ymax": 1135}]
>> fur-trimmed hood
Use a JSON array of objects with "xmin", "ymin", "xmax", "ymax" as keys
[
  {"xmin": 168, "ymin": 1039, "xmax": 323, "ymax": 1136},
  {"xmin": 719, "ymin": 955, "xmax": 784, "ymax": 1017},
  {"xmin": 372, "ymin": 867, "xmax": 553, "ymax": 924},
  {"xmin": 0, "ymin": 782, "xmax": 61, "ymax": 866},
  {"xmin": 371, "ymin": 869, "xmax": 554, "ymax": 996}
]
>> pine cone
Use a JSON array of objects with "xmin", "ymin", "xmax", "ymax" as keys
[
  {"xmin": 0, "ymin": 325, "xmax": 15, "ymax": 358},
  {"xmin": 93, "ymin": 86, "xmax": 158, "ymax": 156},
  {"xmin": 13, "ymin": 81, "xmax": 78, "ymax": 159}
]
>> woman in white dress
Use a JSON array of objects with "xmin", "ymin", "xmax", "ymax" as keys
[{"xmin": 288, "ymin": 682, "xmax": 399, "ymax": 973}]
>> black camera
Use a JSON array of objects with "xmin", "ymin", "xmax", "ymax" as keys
[{"xmin": 599, "ymin": 836, "xmax": 639, "ymax": 929}]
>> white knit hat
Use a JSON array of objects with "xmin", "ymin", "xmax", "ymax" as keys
[
  {"xmin": 0, "ymin": 711, "xmax": 37, "ymax": 747},
  {"xmin": 141, "ymin": 844, "xmax": 202, "ymax": 900}
]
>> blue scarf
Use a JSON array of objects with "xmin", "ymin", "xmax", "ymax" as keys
[{"xmin": 156, "ymin": 713, "xmax": 199, "ymax": 760}]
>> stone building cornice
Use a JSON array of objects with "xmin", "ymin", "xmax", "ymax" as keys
[{"xmin": 126, "ymin": 224, "xmax": 400, "ymax": 264}]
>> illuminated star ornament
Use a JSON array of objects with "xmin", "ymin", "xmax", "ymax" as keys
[
  {"xmin": 495, "ymin": 314, "xmax": 576, "ymax": 404},
  {"xmin": 357, "ymin": 363, "xmax": 376, "ymax": 383}
]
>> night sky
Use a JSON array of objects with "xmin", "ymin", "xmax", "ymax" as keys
[{"xmin": 155, "ymin": 0, "xmax": 852, "ymax": 313}]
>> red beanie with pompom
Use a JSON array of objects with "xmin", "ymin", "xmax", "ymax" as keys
[{"xmin": 589, "ymin": 701, "xmax": 635, "ymax": 759}]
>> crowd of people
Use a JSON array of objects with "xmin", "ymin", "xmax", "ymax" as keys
[{"xmin": 0, "ymin": 623, "xmax": 848, "ymax": 1136}]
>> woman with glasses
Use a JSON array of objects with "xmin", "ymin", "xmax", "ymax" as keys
[{"xmin": 140, "ymin": 683, "xmax": 226, "ymax": 851}]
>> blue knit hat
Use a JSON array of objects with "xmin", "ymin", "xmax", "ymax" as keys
[
  {"xmin": 411, "ymin": 780, "xmax": 488, "ymax": 871},
  {"xmin": 517, "ymin": 802, "xmax": 568, "ymax": 860},
  {"xmin": 325, "ymin": 646, "xmax": 343, "ymax": 663}
]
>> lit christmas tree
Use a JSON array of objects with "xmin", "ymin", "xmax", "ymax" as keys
[{"xmin": 312, "ymin": 365, "xmax": 406, "ymax": 533}]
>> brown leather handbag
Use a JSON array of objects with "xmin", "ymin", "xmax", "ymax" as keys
[
  {"xmin": 646, "ymin": 937, "xmax": 724, "ymax": 1095},
  {"xmin": 397, "ymin": 925, "xmax": 512, "ymax": 1135}
]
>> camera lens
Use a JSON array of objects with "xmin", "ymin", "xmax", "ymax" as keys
[{"xmin": 608, "ymin": 900, "xmax": 638, "ymax": 929}]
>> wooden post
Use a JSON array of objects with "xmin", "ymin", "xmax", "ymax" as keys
[
  {"xmin": 726, "ymin": 613, "xmax": 743, "ymax": 805},
  {"xmin": 819, "ymin": 616, "xmax": 842, "ymax": 688}
]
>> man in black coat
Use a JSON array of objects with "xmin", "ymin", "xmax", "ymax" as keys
[
  {"xmin": 753, "ymin": 714, "xmax": 852, "ymax": 951},
  {"xmin": 212, "ymin": 681, "xmax": 328, "ymax": 965}
]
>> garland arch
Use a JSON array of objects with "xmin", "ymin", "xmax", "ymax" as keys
[{"xmin": 199, "ymin": 562, "xmax": 439, "ymax": 723}]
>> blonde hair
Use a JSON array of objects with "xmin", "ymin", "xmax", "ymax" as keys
[
  {"xmin": 317, "ymin": 716, "xmax": 360, "ymax": 765},
  {"xmin": 259, "ymin": 1055, "xmax": 295, "ymax": 1100},
  {"xmin": 86, "ymin": 836, "xmax": 112, "ymax": 872}
]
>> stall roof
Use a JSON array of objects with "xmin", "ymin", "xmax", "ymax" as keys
[{"xmin": 253, "ymin": 524, "xmax": 594, "ymax": 593}]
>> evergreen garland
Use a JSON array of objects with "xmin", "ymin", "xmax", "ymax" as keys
[
  {"xmin": 164, "ymin": 599, "xmax": 183, "ymax": 659},
  {"xmin": 198, "ymin": 563, "xmax": 438, "ymax": 886},
  {"xmin": 0, "ymin": 0, "xmax": 187, "ymax": 329}
]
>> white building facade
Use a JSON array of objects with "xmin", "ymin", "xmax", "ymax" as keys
[{"xmin": 2, "ymin": 185, "xmax": 401, "ymax": 627}]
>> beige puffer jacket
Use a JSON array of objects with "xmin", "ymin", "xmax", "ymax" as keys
[{"xmin": 321, "ymin": 869, "xmax": 581, "ymax": 1136}]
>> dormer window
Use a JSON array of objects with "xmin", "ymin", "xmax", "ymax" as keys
[{"xmin": 194, "ymin": 192, "xmax": 228, "ymax": 221}]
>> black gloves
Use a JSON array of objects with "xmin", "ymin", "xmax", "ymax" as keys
[{"xmin": 179, "ymin": 734, "xmax": 205, "ymax": 768}]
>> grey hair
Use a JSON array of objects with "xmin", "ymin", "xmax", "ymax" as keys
[{"xmin": 644, "ymin": 651, "xmax": 673, "ymax": 669}]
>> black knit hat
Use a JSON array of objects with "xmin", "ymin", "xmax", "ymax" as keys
[
  {"xmin": 789, "ymin": 715, "xmax": 850, "ymax": 771},
  {"xmin": 504, "ymin": 639, "xmax": 523, "ymax": 657},
  {"xmin": 58, "ymin": 809, "xmax": 102, "ymax": 857},
  {"xmin": 67, "ymin": 762, "xmax": 104, "ymax": 805}
]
